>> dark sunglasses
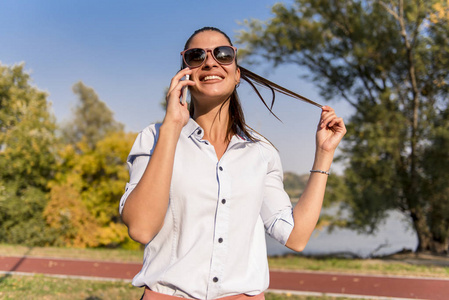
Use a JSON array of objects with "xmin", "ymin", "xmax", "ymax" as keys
[{"xmin": 181, "ymin": 46, "xmax": 237, "ymax": 68}]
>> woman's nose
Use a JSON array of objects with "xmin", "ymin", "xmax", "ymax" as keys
[{"xmin": 202, "ymin": 50, "xmax": 217, "ymax": 68}]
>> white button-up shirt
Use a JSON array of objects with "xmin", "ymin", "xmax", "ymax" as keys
[{"xmin": 119, "ymin": 118, "xmax": 294, "ymax": 299}]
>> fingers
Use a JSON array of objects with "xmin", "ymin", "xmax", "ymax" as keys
[
  {"xmin": 167, "ymin": 68, "xmax": 194, "ymax": 96},
  {"xmin": 319, "ymin": 106, "xmax": 346, "ymax": 134},
  {"xmin": 162, "ymin": 69, "xmax": 195, "ymax": 126},
  {"xmin": 319, "ymin": 106, "xmax": 335, "ymax": 129},
  {"xmin": 166, "ymin": 68, "xmax": 196, "ymax": 109}
]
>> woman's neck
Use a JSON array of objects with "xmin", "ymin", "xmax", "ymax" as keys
[{"xmin": 193, "ymin": 100, "xmax": 232, "ymax": 144}]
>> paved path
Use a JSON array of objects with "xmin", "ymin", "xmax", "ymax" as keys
[{"xmin": 1, "ymin": 255, "xmax": 448, "ymax": 299}]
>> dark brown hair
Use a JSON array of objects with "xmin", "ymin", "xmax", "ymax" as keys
[{"xmin": 184, "ymin": 27, "xmax": 321, "ymax": 142}]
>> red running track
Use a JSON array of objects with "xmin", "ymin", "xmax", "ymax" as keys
[{"xmin": 1, "ymin": 256, "xmax": 448, "ymax": 299}]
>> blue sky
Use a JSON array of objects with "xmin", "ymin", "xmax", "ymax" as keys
[{"xmin": 0, "ymin": 0, "xmax": 352, "ymax": 174}]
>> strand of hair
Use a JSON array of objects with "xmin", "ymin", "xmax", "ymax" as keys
[
  {"xmin": 239, "ymin": 66, "xmax": 323, "ymax": 108},
  {"xmin": 242, "ymin": 76, "xmax": 282, "ymax": 122}
]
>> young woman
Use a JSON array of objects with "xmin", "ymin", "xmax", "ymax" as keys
[{"xmin": 119, "ymin": 27, "xmax": 346, "ymax": 299}]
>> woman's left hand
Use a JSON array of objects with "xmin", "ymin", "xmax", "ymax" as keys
[{"xmin": 316, "ymin": 106, "xmax": 346, "ymax": 154}]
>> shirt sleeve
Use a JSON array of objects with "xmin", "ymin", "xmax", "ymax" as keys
[
  {"xmin": 259, "ymin": 142, "xmax": 295, "ymax": 245},
  {"xmin": 119, "ymin": 124, "xmax": 160, "ymax": 215}
]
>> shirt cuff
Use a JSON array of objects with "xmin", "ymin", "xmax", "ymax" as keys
[{"xmin": 267, "ymin": 209, "xmax": 294, "ymax": 245}]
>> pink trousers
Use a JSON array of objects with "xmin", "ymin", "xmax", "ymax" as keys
[{"xmin": 141, "ymin": 287, "xmax": 265, "ymax": 300}]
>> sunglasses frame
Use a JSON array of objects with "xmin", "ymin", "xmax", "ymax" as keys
[{"xmin": 181, "ymin": 46, "xmax": 237, "ymax": 68}]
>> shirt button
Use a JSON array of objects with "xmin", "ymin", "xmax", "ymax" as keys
[
  {"xmin": 221, "ymin": 199, "xmax": 226, "ymax": 204},
  {"xmin": 218, "ymin": 238, "xmax": 223, "ymax": 243},
  {"xmin": 219, "ymin": 166, "xmax": 223, "ymax": 171},
  {"xmin": 213, "ymin": 277, "xmax": 219, "ymax": 283},
  {"xmin": 197, "ymin": 129, "xmax": 202, "ymax": 134}
]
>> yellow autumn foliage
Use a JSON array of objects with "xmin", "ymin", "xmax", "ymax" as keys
[
  {"xmin": 45, "ymin": 130, "xmax": 138, "ymax": 248},
  {"xmin": 430, "ymin": 0, "xmax": 449, "ymax": 23},
  {"xmin": 44, "ymin": 179, "xmax": 100, "ymax": 248}
]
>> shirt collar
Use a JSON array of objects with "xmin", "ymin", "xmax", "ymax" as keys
[
  {"xmin": 182, "ymin": 118, "xmax": 202, "ymax": 138},
  {"xmin": 234, "ymin": 126, "xmax": 252, "ymax": 143}
]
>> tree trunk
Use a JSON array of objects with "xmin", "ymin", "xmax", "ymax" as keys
[
  {"xmin": 410, "ymin": 208, "xmax": 431, "ymax": 252},
  {"xmin": 411, "ymin": 208, "xmax": 449, "ymax": 255}
]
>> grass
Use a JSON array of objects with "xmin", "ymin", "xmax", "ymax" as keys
[
  {"xmin": 0, "ymin": 244, "xmax": 143, "ymax": 263},
  {"xmin": 0, "ymin": 274, "xmax": 144, "ymax": 300},
  {"xmin": 268, "ymin": 254, "xmax": 449, "ymax": 278}
]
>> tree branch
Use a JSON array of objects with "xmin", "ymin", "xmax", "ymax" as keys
[{"xmin": 378, "ymin": 0, "xmax": 400, "ymax": 21}]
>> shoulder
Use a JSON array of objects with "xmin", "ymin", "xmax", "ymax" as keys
[
  {"xmin": 248, "ymin": 131, "xmax": 281, "ymax": 168},
  {"xmin": 141, "ymin": 123, "xmax": 162, "ymax": 137},
  {"xmin": 128, "ymin": 123, "xmax": 162, "ymax": 157}
]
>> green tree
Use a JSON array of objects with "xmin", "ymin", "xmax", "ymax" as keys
[
  {"xmin": 0, "ymin": 63, "xmax": 58, "ymax": 245},
  {"xmin": 238, "ymin": 0, "xmax": 449, "ymax": 253},
  {"xmin": 62, "ymin": 81, "xmax": 124, "ymax": 150}
]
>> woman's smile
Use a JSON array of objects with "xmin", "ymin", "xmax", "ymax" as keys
[{"xmin": 201, "ymin": 75, "xmax": 224, "ymax": 82}]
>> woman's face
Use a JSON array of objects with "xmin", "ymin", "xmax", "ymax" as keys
[{"xmin": 186, "ymin": 31, "xmax": 240, "ymax": 108}]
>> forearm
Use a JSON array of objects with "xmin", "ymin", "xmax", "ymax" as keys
[
  {"xmin": 285, "ymin": 150, "xmax": 334, "ymax": 251},
  {"xmin": 122, "ymin": 122, "xmax": 183, "ymax": 244}
]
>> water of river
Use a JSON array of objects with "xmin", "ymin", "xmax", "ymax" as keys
[{"xmin": 266, "ymin": 210, "xmax": 418, "ymax": 258}]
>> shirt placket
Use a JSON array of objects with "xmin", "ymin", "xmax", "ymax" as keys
[{"xmin": 206, "ymin": 159, "xmax": 231, "ymax": 299}]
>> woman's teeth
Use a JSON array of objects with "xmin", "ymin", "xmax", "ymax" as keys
[{"xmin": 203, "ymin": 75, "xmax": 222, "ymax": 81}]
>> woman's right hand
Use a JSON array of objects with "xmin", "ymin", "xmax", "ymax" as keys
[{"xmin": 163, "ymin": 68, "xmax": 195, "ymax": 127}]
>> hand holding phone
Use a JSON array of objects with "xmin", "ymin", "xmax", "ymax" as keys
[{"xmin": 181, "ymin": 75, "xmax": 190, "ymax": 104}]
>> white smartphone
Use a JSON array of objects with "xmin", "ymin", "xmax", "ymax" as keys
[{"xmin": 181, "ymin": 75, "xmax": 190, "ymax": 104}]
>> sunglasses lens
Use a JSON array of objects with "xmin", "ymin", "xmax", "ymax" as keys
[
  {"xmin": 184, "ymin": 48, "xmax": 206, "ymax": 67},
  {"xmin": 214, "ymin": 46, "xmax": 235, "ymax": 64}
]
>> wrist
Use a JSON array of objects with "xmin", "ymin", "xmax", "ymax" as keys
[
  {"xmin": 312, "ymin": 149, "xmax": 335, "ymax": 171},
  {"xmin": 160, "ymin": 120, "xmax": 184, "ymax": 137}
]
